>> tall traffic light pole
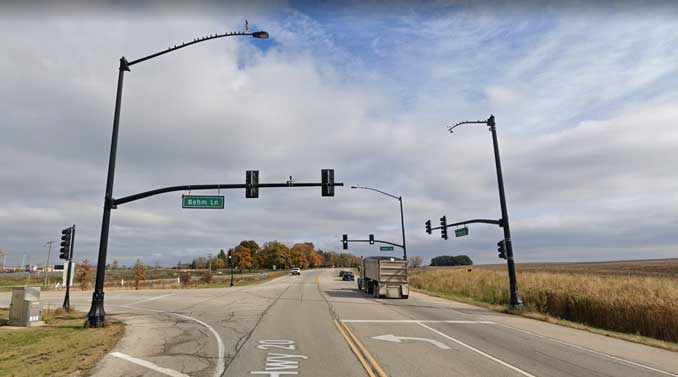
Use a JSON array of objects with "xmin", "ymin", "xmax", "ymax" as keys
[
  {"xmin": 87, "ymin": 29, "xmax": 269, "ymax": 328},
  {"xmin": 447, "ymin": 115, "xmax": 523, "ymax": 308},
  {"xmin": 350, "ymin": 186, "xmax": 407, "ymax": 260},
  {"xmin": 59, "ymin": 225, "xmax": 75, "ymax": 311}
]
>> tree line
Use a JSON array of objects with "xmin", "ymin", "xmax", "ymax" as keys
[{"xmin": 177, "ymin": 240, "xmax": 362, "ymax": 271}]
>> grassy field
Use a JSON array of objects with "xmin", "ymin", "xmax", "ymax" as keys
[
  {"xmin": 0, "ymin": 308, "xmax": 124, "ymax": 376},
  {"xmin": 410, "ymin": 259, "xmax": 678, "ymax": 346}
]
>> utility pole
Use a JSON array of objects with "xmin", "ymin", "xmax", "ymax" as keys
[{"xmin": 44, "ymin": 241, "xmax": 55, "ymax": 288}]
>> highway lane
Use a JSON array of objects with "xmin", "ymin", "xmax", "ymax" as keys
[
  {"xmin": 2, "ymin": 268, "xmax": 678, "ymax": 376},
  {"xmin": 319, "ymin": 269, "xmax": 678, "ymax": 377}
]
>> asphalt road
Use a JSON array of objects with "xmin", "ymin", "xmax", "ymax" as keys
[{"xmin": 2, "ymin": 268, "xmax": 677, "ymax": 377}]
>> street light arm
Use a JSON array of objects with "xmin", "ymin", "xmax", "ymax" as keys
[
  {"xmin": 351, "ymin": 185, "xmax": 400, "ymax": 200},
  {"xmin": 126, "ymin": 30, "xmax": 268, "ymax": 67},
  {"xmin": 447, "ymin": 119, "xmax": 488, "ymax": 133}
]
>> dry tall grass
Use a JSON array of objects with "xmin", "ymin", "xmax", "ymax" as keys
[{"xmin": 409, "ymin": 268, "xmax": 678, "ymax": 343}]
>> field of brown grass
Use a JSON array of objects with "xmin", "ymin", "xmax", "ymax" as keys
[
  {"xmin": 410, "ymin": 259, "xmax": 678, "ymax": 344},
  {"xmin": 438, "ymin": 258, "xmax": 678, "ymax": 278}
]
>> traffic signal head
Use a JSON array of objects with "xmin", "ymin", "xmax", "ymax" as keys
[
  {"xmin": 497, "ymin": 240, "xmax": 506, "ymax": 259},
  {"xmin": 425, "ymin": 220, "xmax": 432, "ymax": 235},
  {"xmin": 440, "ymin": 216, "xmax": 448, "ymax": 240},
  {"xmin": 321, "ymin": 169, "xmax": 335, "ymax": 197},
  {"xmin": 246, "ymin": 170, "xmax": 259, "ymax": 198},
  {"xmin": 59, "ymin": 227, "xmax": 72, "ymax": 259},
  {"xmin": 369, "ymin": 234, "xmax": 374, "ymax": 245},
  {"xmin": 342, "ymin": 234, "xmax": 348, "ymax": 250}
]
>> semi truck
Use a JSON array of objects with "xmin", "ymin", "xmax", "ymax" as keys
[{"xmin": 357, "ymin": 256, "xmax": 408, "ymax": 299}]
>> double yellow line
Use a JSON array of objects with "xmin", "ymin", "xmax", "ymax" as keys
[{"xmin": 334, "ymin": 320, "xmax": 389, "ymax": 377}]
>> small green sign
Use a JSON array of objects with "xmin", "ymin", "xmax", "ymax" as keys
[
  {"xmin": 379, "ymin": 246, "xmax": 394, "ymax": 251},
  {"xmin": 182, "ymin": 195, "xmax": 224, "ymax": 209},
  {"xmin": 455, "ymin": 227, "xmax": 469, "ymax": 237}
]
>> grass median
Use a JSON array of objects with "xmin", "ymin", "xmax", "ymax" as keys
[
  {"xmin": 409, "ymin": 266, "xmax": 678, "ymax": 351},
  {"xmin": 0, "ymin": 308, "xmax": 124, "ymax": 377}
]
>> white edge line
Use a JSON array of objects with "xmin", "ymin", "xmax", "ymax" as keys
[
  {"xmin": 342, "ymin": 320, "xmax": 495, "ymax": 324},
  {"xmin": 172, "ymin": 313, "xmax": 225, "ymax": 377},
  {"xmin": 417, "ymin": 322, "xmax": 537, "ymax": 377},
  {"xmin": 114, "ymin": 304, "xmax": 226, "ymax": 377},
  {"xmin": 493, "ymin": 322, "xmax": 678, "ymax": 377},
  {"xmin": 110, "ymin": 352, "xmax": 189, "ymax": 377}
]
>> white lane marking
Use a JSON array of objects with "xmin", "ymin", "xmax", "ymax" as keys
[
  {"xmin": 110, "ymin": 352, "xmax": 189, "ymax": 377},
  {"xmin": 493, "ymin": 322, "xmax": 678, "ymax": 377},
  {"xmin": 123, "ymin": 293, "xmax": 175, "ymax": 307},
  {"xmin": 343, "ymin": 319, "xmax": 495, "ymax": 324},
  {"xmin": 116, "ymin": 304, "xmax": 226, "ymax": 377},
  {"xmin": 172, "ymin": 313, "xmax": 226, "ymax": 377},
  {"xmin": 372, "ymin": 334, "xmax": 451, "ymax": 350},
  {"xmin": 417, "ymin": 322, "xmax": 537, "ymax": 377}
]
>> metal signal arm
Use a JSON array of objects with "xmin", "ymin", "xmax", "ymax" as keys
[
  {"xmin": 345, "ymin": 238, "xmax": 404, "ymax": 249},
  {"xmin": 431, "ymin": 218, "xmax": 503, "ymax": 231}
]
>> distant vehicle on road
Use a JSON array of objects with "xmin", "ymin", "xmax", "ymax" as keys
[
  {"xmin": 290, "ymin": 267, "xmax": 301, "ymax": 276},
  {"xmin": 339, "ymin": 270, "xmax": 348, "ymax": 277},
  {"xmin": 342, "ymin": 271, "xmax": 355, "ymax": 281},
  {"xmin": 358, "ymin": 257, "xmax": 408, "ymax": 299}
]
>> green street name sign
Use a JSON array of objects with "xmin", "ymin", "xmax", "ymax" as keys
[
  {"xmin": 182, "ymin": 195, "xmax": 224, "ymax": 209},
  {"xmin": 455, "ymin": 227, "xmax": 469, "ymax": 237},
  {"xmin": 379, "ymin": 246, "xmax": 394, "ymax": 251}
]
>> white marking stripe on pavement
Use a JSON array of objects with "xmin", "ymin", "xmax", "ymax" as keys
[
  {"xmin": 116, "ymin": 304, "xmax": 226, "ymax": 377},
  {"xmin": 493, "ymin": 322, "xmax": 678, "ymax": 377},
  {"xmin": 172, "ymin": 313, "xmax": 226, "ymax": 377},
  {"xmin": 110, "ymin": 352, "xmax": 189, "ymax": 377},
  {"xmin": 124, "ymin": 293, "xmax": 175, "ymax": 307},
  {"xmin": 417, "ymin": 322, "xmax": 538, "ymax": 377},
  {"xmin": 343, "ymin": 319, "xmax": 495, "ymax": 324}
]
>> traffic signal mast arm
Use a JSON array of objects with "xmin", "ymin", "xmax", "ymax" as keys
[
  {"xmin": 113, "ymin": 181, "xmax": 343, "ymax": 207},
  {"xmin": 429, "ymin": 218, "xmax": 503, "ymax": 231},
  {"xmin": 343, "ymin": 237, "xmax": 404, "ymax": 249}
]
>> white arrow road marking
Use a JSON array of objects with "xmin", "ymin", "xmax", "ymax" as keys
[
  {"xmin": 110, "ymin": 352, "xmax": 189, "ymax": 377},
  {"xmin": 371, "ymin": 334, "xmax": 452, "ymax": 350}
]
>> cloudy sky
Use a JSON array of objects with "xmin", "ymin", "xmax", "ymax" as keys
[{"xmin": 2, "ymin": 1, "xmax": 677, "ymax": 267}]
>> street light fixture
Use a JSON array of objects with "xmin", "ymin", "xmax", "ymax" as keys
[
  {"xmin": 86, "ymin": 27, "xmax": 269, "ymax": 328},
  {"xmin": 350, "ymin": 185, "xmax": 407, "ymax": 260},
  {"xmin": 446, "ymin": 114, "xmax": 523, "ymax": 308}
]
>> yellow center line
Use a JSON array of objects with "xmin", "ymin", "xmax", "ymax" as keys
[
  {"xmin": 334, "ymin": 320, "xmax": 377, "ymax": 377},
  {"xmin": 340, "ymin": 320, "xmax": 389, "ymax": 377}
]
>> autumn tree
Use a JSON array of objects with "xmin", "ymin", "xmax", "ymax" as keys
[
  {"xmin": 213, "ymin": 258, "xmax": 225, "ymax": 269},
  {"xmin": 239, "ymin": 241, "xmax": 260, "ymax": 269},
  {"xmin": 257, "ymin": 241, "xmax": 289, "ymax": 269},
  {"xmin": 75, "ymin": 259, "xmax": 94, "ymax": 290},
  {"xmin": 233, "ymin": 245, "xmax": 253, "ymax": 271},
  {"xmin": 133, "ymin": 259, "xmax": 145, "ymax": 290},
  {"xmin": 289, "ymin": 243, "xmax": 312, "ymax": 268}
]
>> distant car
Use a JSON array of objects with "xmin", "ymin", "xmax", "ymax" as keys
[
  {"xmin": 342, "ymin": 272, "xmax": 355, "ymax": 281},
  {"xmin": 290, "ymin": 267, "xmax": 301, "ymax": 276},
  {"xmin": 339, "ymin": 270, "xmax": 347, "ymax": 277}
]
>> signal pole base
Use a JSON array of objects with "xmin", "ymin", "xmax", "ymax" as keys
[
  {"xmin": 509, "ymin": 292, "xmax": 524, "ymax": 310},
  {"xmin": 85, "ymin": 291, "xmax": 106, "ymax": 328}
]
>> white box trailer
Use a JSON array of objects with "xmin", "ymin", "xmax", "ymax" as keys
[{"xmin": 359, "ymin": 257, "xmax": 408, "ymax": 299}]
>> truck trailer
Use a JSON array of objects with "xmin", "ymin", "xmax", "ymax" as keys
[{"xmin": 358, "ymin": 256, "xmax": 408, "ymax": 299}]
